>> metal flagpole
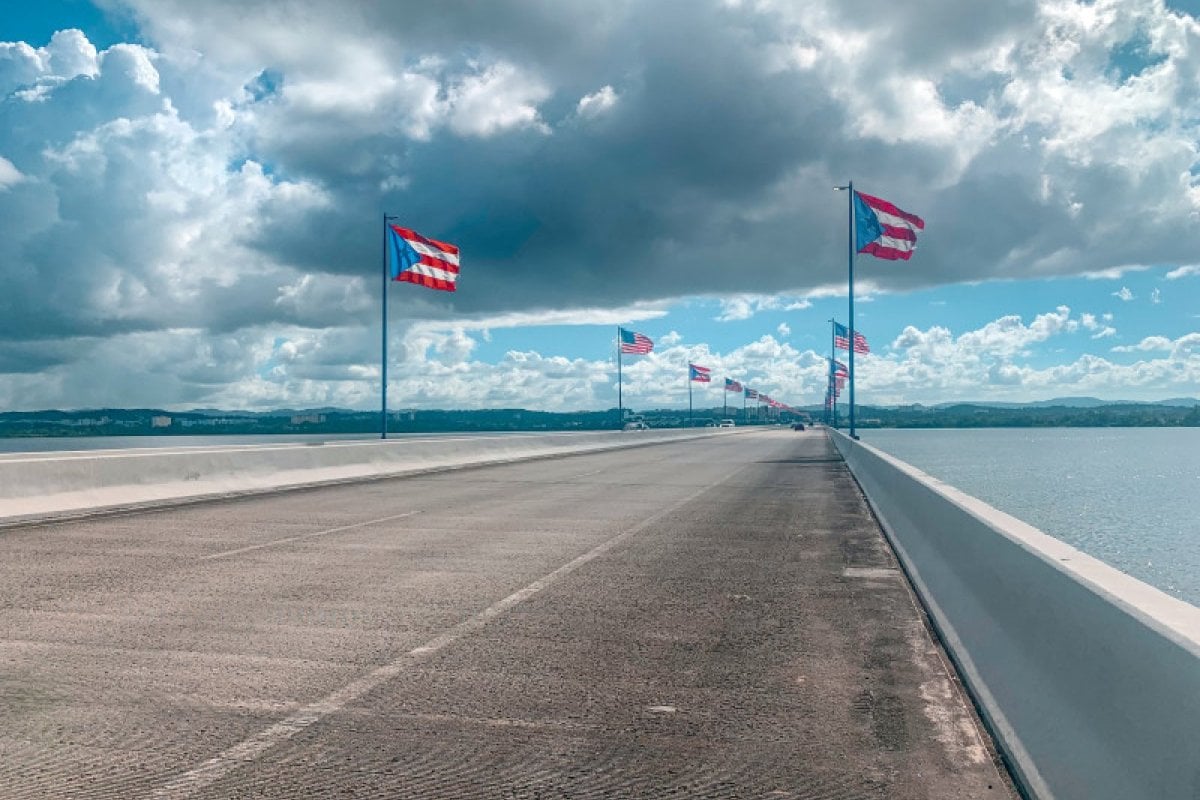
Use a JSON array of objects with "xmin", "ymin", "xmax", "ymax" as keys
[
  {"xmin": 723, "ymin": 382, "xmax": 727, "ymax": 419},
  {"xmin": 829, "ymin": 319, "xmax": 836, "ymax": 428},
  {"xmin": 381, "ymin": 213, "xmax": 390, "ymax": 440},
  {"xmin": 834, "ymin": 181, "xmax": 857, "ymax": 439},
  {"xmin": 688, "ymin": 366, "xmax": 693, "ymax": 427},
  {"xmin": 742, "ymin": 390, "xmax": 746, "ymax": 423},
  {"xmin": 617, "ymin": 327, "xmax": 623, "ymax": 425},
  {"xmin": 847, "ymin": 180, "xmax": 857, "ymax": 439}
]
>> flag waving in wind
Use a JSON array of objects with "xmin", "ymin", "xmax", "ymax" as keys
[
  {"xmin": 619, "ymin": 328, "xmax": 654, "ymax": 354},
  {"xmin": 725, "ymin": 378, "xmax": 742, "ymax": 393},
  {"xmin": 854, "ymin": 191, "xmax": 924, "ymax": 261},
  {"xmin": 689, "ymin": 363, "xmax": 712, "ymax": 382},
  {"xmin": 388, "ymin": 225, "xmax": 460, "ymax": 292},
  {"xmin": 834, "ymin": 321, "xmax": 870, "ymax": 354}
]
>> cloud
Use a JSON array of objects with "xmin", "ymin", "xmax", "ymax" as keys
[
  {"xmin": 1151, "ymin": 287, "xmax": 1162, "ymax": 304},
  {"xmin": 576, "ymin": 84, "xmax": 618, "ymax": 118},
  {"xmin": 445, "ymin": 61, "xmax": 551, "ymax": 137},
  {"xmin": 1113, "ymin": 286, "xmax": 1135, "ymax": 301},
  {"xmin": 1166, "ymin": 265, "xmax": 1200, "ymax": 280},
  {"xmin": 0, "ymin": 156, "xmax": 22, "ymax": 188},
  {"xmin": 1081, "ymin": 312, "xmax": 1116, "ymax": 339},
  {"xmin": 868, "ymin": 311, "xmax": 1200, "ymax": 404},
  {"xmin": 1112, "ymin": 335, "xmax": 1174, "ymax": 353},
  {"xmin": 1082, "ymin": 265, "xmax": 1152, "ymax": 280},
  {"xmin": 777, "ymin": 322, "xmax": 791, "ymax": 337},
  {"xmin": 4, "ymin": 3, "xmax": 1200, "ymax": 408},
  {"xmin": 714, "ymin": 294, "xmax": 812, "ymax": 321}
]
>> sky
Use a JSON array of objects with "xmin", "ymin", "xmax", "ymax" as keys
[{"xmin": 1, "ymin": 0, "xmax": 1199, "ymax": 412}]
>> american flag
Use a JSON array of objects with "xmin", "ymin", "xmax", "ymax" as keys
[
  {"xmin": 724, "ymin": 378, "xmax": 743, "ymax": 393},
  {"xmin": 689, "ymin": 363, "xmax": 712, "ymax": 382},
  {"xmin": 834, "ymin": 321, "xmax": 869, "ymax": 354},
  {"xmin": 831, "ymin": 359, "xmax": 849, "ymax": 377},
  {"xmin": 619, "ymin": 328, "xmax": 654, "ymax": 354},
  {"xmin": 388, "ymin": 225, "xmax": 460, "ymax": 292},
  {"xmin": 744, "ymin": 387, "xmax": 758, "ymax": 400}
]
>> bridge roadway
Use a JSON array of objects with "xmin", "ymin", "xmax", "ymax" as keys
[{"xmin": 0, "ymin": 430, "xmax": 1015, "ymax": 799}]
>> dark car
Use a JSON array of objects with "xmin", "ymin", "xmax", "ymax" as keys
[{"xmin": 792, "ymin": 422, "xmax": 806, "ymax": 431}]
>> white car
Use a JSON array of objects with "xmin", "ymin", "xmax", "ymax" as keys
[{"xmin": 719, "ymin": 419, "xmax": 736, "ymax": 428}]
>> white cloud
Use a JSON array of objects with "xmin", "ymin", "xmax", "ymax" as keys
[
  {"xmin": 1081, "ymin": 312, "xmax": 1116, "ymax": 339},
  {"xmin": 1113, "ymin": 286, "xmax": 1135, "ymax": 301},
  {"xmin": 777, "ymin": 322, "xmax": 791, "ymax": 337},
  {"xmin": 416, "ymin": 302, "xmax": 671, "ymax": 335},
  {"xmin": 446, "ymin": 62, "xmax": 550, "ymax": 137},
  {"xmin": 1082, "ymin": 265, "xmax": 1152, "ymax": 280},
  {"xmin": 1166, "ymin": 265, "xmax": 1200, "ymax": 280},
  {"xmin": 714, "ymin": 293, "xmax": 812, "ymax": 321},
  {"xmin": 576, "ymin": 84, "xmax": 618, "ymax": 118},
  {"xmin": 1112, "ymin": 335, "xmax": 1174, "ymax": 353},
  {"xmin": 0, "ymin": 156, "xmax": 22, "ymax": 188},
  {"xmin": 1151, "ymin": 287, "xmax": 1162, "ymax": 304}
]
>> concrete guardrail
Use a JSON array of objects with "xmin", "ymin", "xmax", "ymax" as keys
[
  {"xmin": 829, "ymin": 429, "xmax": 1200, "ymax": 800},
  {"xmin": 0, "ymin": 428, "xmax": 742, "ymax": 524}
]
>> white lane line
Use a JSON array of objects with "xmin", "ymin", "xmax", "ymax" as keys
[
  {"xmin": 152, "ymin": 463, "xmax": 746, "ymax": 799},
  {"xmin": 200, "ymin": 510, "xmax": 422, "ymax": 561}
]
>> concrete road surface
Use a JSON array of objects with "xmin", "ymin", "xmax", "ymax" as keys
[{"xmin": 0, "ymin": 430, "xmax": 1016, "ymax": 799}]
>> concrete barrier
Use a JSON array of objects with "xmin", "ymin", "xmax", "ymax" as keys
[
  {"xmin": 0, "ymin": 429, "xmax": 742, "ymax": 524},
  {"xmin": 829, "ymin": 429, "xmax": 1200, "ymax": 800}
]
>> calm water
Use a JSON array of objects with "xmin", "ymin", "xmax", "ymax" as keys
[{"xmin": 861, "ymin": 428, "xmax": 1200, "ymax": 607}]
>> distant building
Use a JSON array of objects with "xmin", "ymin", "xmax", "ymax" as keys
[
  {"xmin": 150, "ymin": 416, "xmax": 172, "ymax": 428},
  {"xmin": 290, "ymin": 413, "xmax": 326, "ymax": 425},
  {"xmin": 64, "ymin": 416, "xmax": 111, "ymax": 427}
]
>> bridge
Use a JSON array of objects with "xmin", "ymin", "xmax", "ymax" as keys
[{"xmin": 1, "ymin": 429, "xmax": 1196, "ymax": 798}]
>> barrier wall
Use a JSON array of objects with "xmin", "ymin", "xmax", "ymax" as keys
[
  {"xmin": 829, "ymin": 430, "xmax": 1200, "ymax": 800},
  {"xmin": 0, "ymin": 429, "xmax": 737, "ymax": 523}
]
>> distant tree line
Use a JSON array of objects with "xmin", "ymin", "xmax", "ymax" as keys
[{"xmin": 0, "ymin": 402, "xmax": 1197, "ymax": 438}]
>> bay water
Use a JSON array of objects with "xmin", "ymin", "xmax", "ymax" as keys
[{"xmin": 861, "ymin": 427, "xmax": 1200, "ymax": 607}]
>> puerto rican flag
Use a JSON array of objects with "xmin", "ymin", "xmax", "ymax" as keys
[
  {"xmin": 689, "ymin": 363, "xmax": 712, "ymax": 382},
  {"xmin": 855, "ymin": 191, "xmax": 924, "ymax": 261},
  {"xmin": 388, "ymin": 224, "xmax": 460, "ymax": 292}
]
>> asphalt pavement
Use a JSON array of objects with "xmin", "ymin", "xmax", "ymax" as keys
[{"xmin": 0, "ymin": 429, "xmax": 1016, "ymax": 798}]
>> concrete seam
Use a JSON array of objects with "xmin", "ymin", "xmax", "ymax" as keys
[{"xmin": 199, "ymin": 509, "xmax": 424, "ymax": 561}]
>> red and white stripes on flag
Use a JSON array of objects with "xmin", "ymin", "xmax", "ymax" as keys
[
  {"xmin": 834, "ymin": 321, "xmax": 870, "ymax": 354},
  {"xmin": 854, "ymin": 191, "xmax": 924, "ymax": 261},
  {"xmin": 388, "ymin": 225, "xmax": 460, "ymax": 292},
  {"xmin": 619, "ymin": 328, "xmax": 654, "ymax": 354}
]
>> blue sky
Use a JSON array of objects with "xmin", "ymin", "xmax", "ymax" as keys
[{"xmin": 1, "ymin": 0, "xmax": 1199, "ymax": 411}]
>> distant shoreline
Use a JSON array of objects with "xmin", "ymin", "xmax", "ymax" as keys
[{"xmin": 1, "ymin": 398, "xmax": 1197, "ymax": 438}]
